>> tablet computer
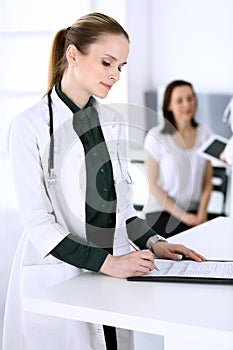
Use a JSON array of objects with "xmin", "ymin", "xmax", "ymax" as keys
[{"xmin": 197, "ymin": 134, "xmax": 229, "ymax": 165}]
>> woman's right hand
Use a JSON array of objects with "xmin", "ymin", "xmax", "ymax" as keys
[
  {"xmin": 100, "ymin": 251, "xmax": 155, "ymax": 278},
  {"xmin": 219, "ymin": 151, "xmax": 227, "ymax": 163}
]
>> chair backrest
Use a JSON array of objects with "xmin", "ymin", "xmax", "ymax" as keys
[
  {"xmin": 208, "ymin": 166, "xmax": 228, "ymax": 216},
  {"xmin": 128, "ymin": 160, "xmax": 149, "ymax": 212},
  {"xmin": 212, "ymin": 167, "xmax": 228, "ymax": 195}
]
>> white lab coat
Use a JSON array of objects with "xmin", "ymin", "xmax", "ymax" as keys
[{"xmin": 3, "ymin": 88, "xmax": 136, "ymax": 350}]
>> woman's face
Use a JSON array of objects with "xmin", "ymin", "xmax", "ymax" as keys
[
  {"xmin": 168, "ymin": 85, "xmax": 196, "ymax": 124},
  {"xmin": 72, "ymin": 33, "xmax": 129, "ymax": 99}
]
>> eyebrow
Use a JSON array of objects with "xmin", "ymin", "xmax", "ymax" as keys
[{"xmin": 104, "ymin": 54, "xmax": 127, "ymax": 66}]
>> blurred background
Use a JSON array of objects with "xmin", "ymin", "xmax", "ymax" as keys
[{"xmin": 1, "ymin": 0, "xmax": 233, "ymax": 348}]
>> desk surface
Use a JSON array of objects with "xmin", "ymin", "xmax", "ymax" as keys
[{"xmin": 24, "ymin": 217, "xmax": 233, "ymax": 347}]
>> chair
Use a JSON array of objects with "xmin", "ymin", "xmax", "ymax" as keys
[
  {"xmin": 128, "ymin": 160, "xmax": 148, "ymax": 212},
  {"xmin": 208, "ymin": 166, "xmax": 228, "ymax": 219}
]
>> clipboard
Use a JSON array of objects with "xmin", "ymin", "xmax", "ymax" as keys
[
  {"xmin": 127, "ymin": 276, "xmax": 233, "ymax": 285},
  {"xmin": 127, "ymin": 259, "xmax": 233, "ymax": 285}
]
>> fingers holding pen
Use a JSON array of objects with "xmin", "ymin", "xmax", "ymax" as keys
[
  {"xmin": 131, "ymin": 251, "xmax": 155, "ymax": 273},
  {"xmin": 100, "ymin": 251, "xmax": 155, "ymax": 278},
  {"xmin": 121, "ymin": 251, "xmax": 155, "ymax": 275}
]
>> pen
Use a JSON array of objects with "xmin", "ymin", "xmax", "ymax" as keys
[{"xmin": 126, "ymin": 238, "xmax": 160, "ymax": 271}]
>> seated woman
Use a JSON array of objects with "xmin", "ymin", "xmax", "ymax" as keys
[{"xmin": 141, "ymin": 80, "xmax": 213, "ymax": 238}]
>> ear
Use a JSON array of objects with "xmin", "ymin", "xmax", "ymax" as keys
[{"xmin": 66, "ymin": 44, "xmax": 78, "ymax": 66}]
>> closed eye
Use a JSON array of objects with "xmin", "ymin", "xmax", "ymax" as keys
[
  {"xmin": 102, "ymin": 60, "xmax": 126, "ymax": 72},
  {"xmin": 102, "ymin": 60, "xmax": 111, "ymax": 67}
]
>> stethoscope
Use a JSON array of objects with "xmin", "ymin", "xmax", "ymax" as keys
[
  {"xmin": 47, "ymin": 90, "xmax": 57, "ymax": 185},
  {"xmin": 47, "ymin": 90, "xmax": 134, "ymax": 186}
]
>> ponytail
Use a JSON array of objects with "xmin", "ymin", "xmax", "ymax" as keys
[{"xmin": 47, "ymin": 29, "xmax": 67, "ymax": 93}]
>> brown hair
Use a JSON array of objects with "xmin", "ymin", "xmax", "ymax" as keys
[
  {"xmin": 161, "ymin": 80, "xmax": 198, "ymax": 134},
  {"xmin": 47, "ymin": 12, "xmax": 130, "ymax": 92}
]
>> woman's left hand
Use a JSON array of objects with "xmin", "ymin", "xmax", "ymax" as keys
[
  {"xmin": 196, "ymin": 212, "xmax": 208, "ymax": 225},
  {"xmin": 152, "ymin": 241, "xmax": 206, "ymax": 262}
]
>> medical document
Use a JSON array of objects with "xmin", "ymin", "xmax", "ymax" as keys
[{"xmin": 148, "ymin": 259, "xmax": 233, "ymax": 279}]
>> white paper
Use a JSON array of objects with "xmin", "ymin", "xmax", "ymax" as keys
[{"xmin": 149, "ymin": 260, "xmax": 233, "ymax": 279}]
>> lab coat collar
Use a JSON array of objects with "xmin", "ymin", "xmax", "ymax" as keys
[{"xmin": 48, "ymin": 87, "xmax": 118, "ymax": 128}]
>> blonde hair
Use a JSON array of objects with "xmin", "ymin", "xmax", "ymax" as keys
[{"xmin": 47, "ymin": 12, "xmax": 129, "ymax": 93}]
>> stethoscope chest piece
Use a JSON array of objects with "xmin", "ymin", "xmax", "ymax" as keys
[{"xmin": 48, "ymin": 168, "xmax": 57, "ymax": 185}]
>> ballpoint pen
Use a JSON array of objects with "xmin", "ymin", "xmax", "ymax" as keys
[{"xmin": 126, "ymin": 238, "xmax": 160, "ymax": 271}]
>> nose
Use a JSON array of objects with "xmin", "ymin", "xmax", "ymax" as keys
[
  {"xmin": 109, "ymin": 67, "xmax": 120, "ymax": 82},
  {"xmin": 183, "ymin": 99, "xmax": 192, "ymax": 108}
]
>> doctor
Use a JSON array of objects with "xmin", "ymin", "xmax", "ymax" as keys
[{"xmin": 3, "ymin": 12, "xmax": 205, "ymax": 350}]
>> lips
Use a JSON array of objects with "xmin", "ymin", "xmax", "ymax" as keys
[{"xmin": 100, "ymin": 82, "xmax": 112, "ymax": 90}]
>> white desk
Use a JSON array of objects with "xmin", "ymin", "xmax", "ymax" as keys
[{"xmin": 24, "ymin": 217, "xmax": 233, "ymax": 350}]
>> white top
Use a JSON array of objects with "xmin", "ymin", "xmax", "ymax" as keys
[{"xmin": 142, "ymin": 124, "xmax": 212, "ymax": 214}]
